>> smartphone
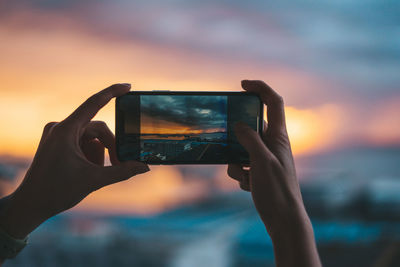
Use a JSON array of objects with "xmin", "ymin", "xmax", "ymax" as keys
[{"xmin": 116, "ymin": 91, "xmax": 263, "ymax": 164}]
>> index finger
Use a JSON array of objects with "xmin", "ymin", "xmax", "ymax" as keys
[
  {"xmin": 241, "ymin": 80, "xmax": 286, "ymax": 133},
  {"xmin": 65, "ymin": 83, "xmax": 131, "ymax": 127}
]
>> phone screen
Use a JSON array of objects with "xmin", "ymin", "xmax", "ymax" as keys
[{"xmin": 116, "ymin": 92, "xmax": 262, "ymax": 164}]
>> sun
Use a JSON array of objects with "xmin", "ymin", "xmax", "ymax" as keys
[{"xmin": 284, "ymin": 105, "xmax": 341, "ymax": 155}]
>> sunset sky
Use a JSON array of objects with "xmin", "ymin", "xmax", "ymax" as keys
[
  {"xmin": 0, "ymin": 0, "xmax": 399, "ymax": 214},
  {"xmin": 1, "ymin": 0, "xmax": 399, "ymax": 156}
]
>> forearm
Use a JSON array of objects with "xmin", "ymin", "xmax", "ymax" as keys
[{"xmin": 264, "ymin": 208, "xmax": 321, "ymax": 267}]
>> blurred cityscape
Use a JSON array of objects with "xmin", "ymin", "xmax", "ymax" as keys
[
  {"xmin": 1, "ymin": 145, "xmax": 400, "ymax": 267},
  {"xmin": 119, "ymin": 132, "xmax": 228, "ymax": 163}
]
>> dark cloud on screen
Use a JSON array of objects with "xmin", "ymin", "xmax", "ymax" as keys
[{"xmin": 141, "ymin": 95, "xmax": 227, "ymax": 131}]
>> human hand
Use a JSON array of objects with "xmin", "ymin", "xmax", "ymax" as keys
[
  {"xmin": 0, "ymin": 84, "xmax": 149, "ymax": 239},
  {"xmin": 227, "ymin": 80, "xmax": 320, "ymax": 267}
]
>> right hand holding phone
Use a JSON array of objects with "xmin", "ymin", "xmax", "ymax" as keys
[{"xmin": 228, "ymin": 80, "xmax": 321, "ymax": 267}]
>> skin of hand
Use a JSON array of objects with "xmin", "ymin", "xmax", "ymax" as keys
[
  {"xmin": 227, "ymin": 80, "xmax": 321, "ymax": 267},
  {"xmin": 0, "ymin": 83, "xmax": 149, "ymax": 240}
]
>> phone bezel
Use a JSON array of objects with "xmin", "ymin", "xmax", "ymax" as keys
[{"xmin": 116, "ymin": 91, "xmax": 264, "ymax": 165}]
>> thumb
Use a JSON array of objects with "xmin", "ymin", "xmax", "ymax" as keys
[
  {"xmin": 234, "ymin": 122, "xmax": 273, "ymax": 160},
  {"xmin": 97, "ymin": 161, "xmax": 150, "ymax": 188}
]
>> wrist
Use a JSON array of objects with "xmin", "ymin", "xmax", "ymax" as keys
[
  {"xmin": 268, "ymin": 212, "xmax": 314, "ymax": 244},
  {"xmin": 260, "ymin": 205, "xmax": 321, "ymax": 267},
  {"xmin": 0, "ymin": 190, "xmax": 46, "ymax": 239},
  {"xmin": 258, "ymin": 200, "xmax": 317, "ymax": 245}
]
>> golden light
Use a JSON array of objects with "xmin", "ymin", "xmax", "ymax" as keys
[
  {"xmin": 76, "ymin": 166, "xmax": 208, "ymax": 215},
  {"xmin": 285, "ymin": 104, "xmax": 342, "ymax": 155}
]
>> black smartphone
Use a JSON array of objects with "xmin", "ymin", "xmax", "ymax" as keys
[{"xmin": 116, "ymin": 91, "xmax": 263, "ymax": 164}]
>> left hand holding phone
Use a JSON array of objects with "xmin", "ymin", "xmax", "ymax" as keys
[{"xmin": 0, "ymin": 83, "xmax": 149, "ymax": 243}]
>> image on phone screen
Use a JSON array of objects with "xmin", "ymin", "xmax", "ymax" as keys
[{"xmin": 116, "ymin": 92, "xmax": 262, "ymax": 164}]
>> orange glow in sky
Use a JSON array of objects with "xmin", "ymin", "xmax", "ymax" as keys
[
  {"xmin": 76, "ymin": 166, "xmax": 209, "ymax": 215},
  {"xmin": 285, "ymin": 105, "xmax": 343, "ymax": 155},
  {"xmin": 141, "ymin": 115, "xmax": 225, "ymax": 135}
]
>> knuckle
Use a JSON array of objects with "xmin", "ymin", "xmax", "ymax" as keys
[
  {"xmin": 250, "ymin": 150, "xmax": 270, "ymax": 162},
  {"xmin": 97, "ymin": 90, "xmax": 112, "ymax": 102},
  {"xmin": 278, "ymin": 130, "xmax": 289, "ymax": 141},
  {"xmin": 43, "ymin": 122, "xmax": 57, "ymax": 132},
  {"xmin": 254, "ymin": 80, "xmax": 269, "ymax": 90},
  {"xmin": 254, "ymin": 80, "xmax": 266, "ymax": 87},
  {"xmin": 98, "ymin": 92, "xmax": 111, "ymax": 102},
  {"xmin": 227, "ymin": 168, "xmax": 238, "ymax": 179},
  {"xmin": 227, "ymin": 168, "xmax": 233, "ymax": 177},
  {"xmin": 87, "ymin": 94, "xmax": 104, "ymax": 109},
  {"xmin": 93, "ymin": 120, "xmax": 107, "ymax": 128},
  {"xmin": 85, "ymin": 91, "xmax": 106, "ymax": 109},
  {"xmin": 51, "ymin": 121, "xmax": 73, "ymax": 137},
  {"xmin": 277, "ymin": 95, "xmax": 284, "ymax": 104},
  {"xmin": 271, "ymin": 95, "xmax": 284, "ymax": 106},
  {"xmin": 269, "ymin": 130, "xmax": 290, "ymax": 147},
  {"xmin": 278, "ymin": 136, "xmax": 290, "ymax": 148}
]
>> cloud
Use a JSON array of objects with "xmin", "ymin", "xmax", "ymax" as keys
[
  {"xmin": 3, "ymin": 0, "xmax": 399, "ymax": 103},
  {"xmin": 141, "ymin": 95, "xmax": 227, "ymax": 131}
]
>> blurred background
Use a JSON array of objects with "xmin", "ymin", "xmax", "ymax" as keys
[{"xmin": 1, "ymin": 0, "xmax": 399, "ymax": 266}]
